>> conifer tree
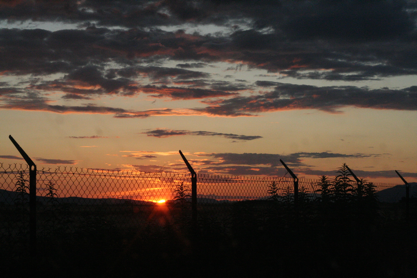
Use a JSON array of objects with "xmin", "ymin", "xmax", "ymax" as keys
[
  {"xmin": 332, "ymin": 163, "xmax": 353, "ymax": 204},
  {"xmin": 267, "ymin": 181, "xmax": 280, "ymax": 201},
  {"xmin": 173, "ymin": 182, "xmax": 190, "ymax": 207},
  {"xmin": 317, "ymin": 175, "xmax": 331, "ymax": 204},
  {"xmin": 45, "ymin": 180, "xmax": 58, "ymax": 199},
  {"xmin": 14, "ymin": 171, "xmax": 28, "ymax": 206}
]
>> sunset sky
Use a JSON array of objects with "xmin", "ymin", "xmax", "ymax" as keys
[{"xmin": 0, "ymin": 0, "xmax": 416, "ymax": 184}]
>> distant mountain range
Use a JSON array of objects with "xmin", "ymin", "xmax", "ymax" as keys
[
  {"xmin": 0, "ymin": 188, "xmax": 230, "ymax": 206},
  {"xmin": 0, "ymin": 189, "xmax": 154, "ymax": 206},
  {"xmin": 1, "ymin": 183, "xmax": 416, "ymax": 205},
  {"xmin": 376, "ymin": 183, "xmax": 417, "ymax": 203}
]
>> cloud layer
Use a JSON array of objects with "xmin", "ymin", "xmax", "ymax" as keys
[
  {"xmin": 0, "ymin": 155, "xmax": 76, "ymax": 165},
  {"xmin": 0, "ymin": 0, "xmax": 416, "ymax": 119},
  {"xmin": 68, "ymin": 136, "xmax": 109, "ymax": 139},
  {"xmin": 1, "ymin": 0, "xmax": 416, "ymax": 182},
  {"xmin": 190, "ymin": 151, "xmax": 413, "ymax": 179},
  {"xmin": 143, "ymin": 128, "xmax": 262, "ymax": 141},
  {"xmin": 198, "ymin": 83, "xmax": 417, "ymax": 116}
]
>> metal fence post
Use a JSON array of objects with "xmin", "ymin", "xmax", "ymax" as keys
[
  {"xmin": 395, "ymin": 170, "xmax": 410, "ymax": 223},
  {"xmin": 346, "ymin": 165, "xmax": 366, "ymax": 222},
  {"xmin": 9, "ymin": 135, "xmax": 37, "ymax": 256},
  {"xmin": 346, "ymin": 165, "xmax": 362, "ymax": 198},
  {"xmin": 179, "ymin": 150, "xmax": 197, "ymax": 231},
  {"xmin": 280, "ymin": 159, "xmax": 298, "ymax": 210}
]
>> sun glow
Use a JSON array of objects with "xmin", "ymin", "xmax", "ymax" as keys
[{"xmin": 156, "ymin": 199, "xmax": 166, "ymax": 204}]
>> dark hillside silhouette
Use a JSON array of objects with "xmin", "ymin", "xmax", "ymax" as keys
[{"xmin": 377, "ymin": 183, "xmax": 417, "ymax": 202}]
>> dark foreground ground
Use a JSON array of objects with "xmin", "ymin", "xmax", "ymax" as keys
[{"xmin": 1, "ymin": 201, "xmax": 417, "ymax": 278}]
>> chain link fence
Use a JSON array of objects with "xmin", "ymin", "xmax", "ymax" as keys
[
  {"xmin": 0, "ymin": 163, "xmax": 401, "ymax": 255},
  {"xmin": 1, "ymin": 162, "xmax": 414, "ymax": 278},
  {"xmin": 0, "ymin": 164, "xmax": 192, "ymax": 255}
]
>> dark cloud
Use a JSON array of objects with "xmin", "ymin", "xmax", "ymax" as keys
[
  {"xmin": 32, "ymin": 65, "xmax": 139, "ymax": 97},
  {"xmin": 30, "ymin": 65, "xmax": 214, "ymax": 99},
  {"xmin": 68, "ymin": 136, "xmax": 109, "ymax": 139},
  {"xmin": 209, "ymin": 81, "xmax": 250, "ymax": 91},
  {"xmin": 61, "ymin": 93, "xmax": 92, "ymax": 100},
  {"xmin": 202, "ymin": 165, "xmax": 286, "ymax": 176},
  {"xmin": 199, "ymin": 164, "xmax": 417, "ymax": 179},
  {"xmin": 0, "ymin": 1, "xmax": 174, "ymax": 27},
  {"xmin": 136, "ymin": 155, "xmax": 157, "ymax": 160},
  {"xmin": 208, "ymin": 153, "xmax": 295, "ymax": 167},
  {"xmin": 300, "ymin": 168, "xmax": 417, "ymax": 179},
  {"xmin": 87, "ymin": 168, "xmax": 124, "ymax": 172},
  {"xmin": 0, "ymin": 28, "xmax": 111, "ymax": 76},
  {"xmin": 118, "ymin": 66, "xmax": 210, "ymax": 81},
  {"xmin": 196, "ymin": 83, "xmax": 417, "ymax": 116},
  {"xmin": 3, "ymin": 0, "xmax": 413, "ymax": 44},
  {"xmin": 194, "ymin": 152, "xmax": 405, "ymax": 178},
  {"xmin": 66, "ymin": 66, "xmax": 133, "ymax": 93},
  {"xmin": 282, "ymin": 0, "xmax": 413, "ymax": 42},
  {"xmin": 172, "ymin": 79, "xmax": 209, "ymax": 87},
  {"xmin": 0, "ymin": 92, "xmax": 128, "ymax": 114},
  {"xmin": 139, "ymin": 85, "xmax": 236, "ymax": 100},
  {"xmin": 255, "ymin": 81, "xmax": 278, "ymax": 87},
  {"xmin": 122, "ymin": 154, "xmax": 158, "ymax": 160},
  {"xmin": 199, "ymin": 152, "xmax": 374, "ymax": 168},
  {"xmin": 0, "ymin": 155, "xmax": 24, "ymax": 160},
  {"xmin": 296, "ymin": 152, "xmax": 375, "ymax": 159},
  {"xmin": 0, "ymin": 2, "xmax": 414, "ymax": 81},
  {"xmin": 130, "ymin": 164, "xmax": 172, "ymax": 173},
  {"xmin": 176, "ymin": 62, "xmax": 207, "ymax": 68},
  {"xmin": 114, "ymin": 108, "xmax": 196, "ymax": 118},
  {"xmin": 144, "ymin": 129, "xmax": 187, "ymax": 137},
  {"xmin": 198, "ymin": 164, "xmax": 417, "ymax": 179},
  {"xmin": 0, "ymin": 27, "xmax": 211, "ymax": 78},
  {"xmin": 34, "ymin": 158, "xmax": 77, "ymax": 165},
  {"xmin": 279, "ymin": 65, "xmax": 417, "ymax": 81},
  {"xmin": 0, "ymin": 91, "xmax": 195, "ymax": 117},
  {"xmin": 143, "ymin": 128, "xmax": 262, "ymax": 141},
  {"xmin": 0, "ymin": 0, "xmax": 416, "ymax": 118}
]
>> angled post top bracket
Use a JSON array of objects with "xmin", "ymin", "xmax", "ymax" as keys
[
  {"xmin": 9, "ymin": 135, "xmax": 36, "ymax": 168},
  {"xmin": 346, "ymin": 165, "xmax": 360, "ymax": 183},
  {"xmin": 279, "ymin": 159, "xmax": 298, "ymax": 181},
  {"xmin": 179, "ymin": 150, "xmax": 196, "ymax": 177},
  {"xmin": 395, "ymin": 170, "xmax": 409, "ymax": 186}
]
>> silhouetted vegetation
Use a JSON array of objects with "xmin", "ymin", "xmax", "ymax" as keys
[
  {"xmin": 173, "ymin": 182, "xmax": 190, "ymax": 207},
  {"xmin": 315, "ymin": 163, "xmax": 380, "ymax": 229},
  {"xmin": 14, "ymin": 171, "xmax": 28, "ymax": 207},
  {"xmin": 45, "ymin": 180, "xmax": 58, "ymax": 200},
  {"xmin": 267, "ymin": 181, "xmax": 279, "ymax": 201}
]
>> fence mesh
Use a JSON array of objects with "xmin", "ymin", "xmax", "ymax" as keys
[
  {"xmin": 0, "ymin": 164, "xmax": 192, "ymax": 254},
  {"xmin": 0, "ymin": 163, "xmax": 403, "ymax": 255},
  {"xmin": 2, "ymin": 163, "xmax": 415, "ymax": 277}
]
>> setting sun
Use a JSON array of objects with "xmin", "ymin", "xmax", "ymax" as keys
[{"xmin": 156, "ymin": 199, "xmax": 166, "ymax": 204}]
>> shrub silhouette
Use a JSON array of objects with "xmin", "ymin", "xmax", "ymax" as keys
[
  {"xmin": 45, "ymin": 180, "xmax": 58, "ymax": 200},
  {"xmin": 14, "ymin": 171, "xmax": 28, "ymax": 207},
  {"xmin": 316, "ymin": 163, "xmax": 379, "ymax": 229},
  {"xmin": 173, "ymin": 182, "xmax": 190, "ymax": 207},
  {"xmin": 332, "ymin": 163, "xmax": 354, "ymax": 204},
  {"xmin": 317, "ymin": 175, "xmax": 331, "ymax": 203},
  {"xmin": 267, "ymin": 181, "xmax": 280, "ymax": 201}
]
